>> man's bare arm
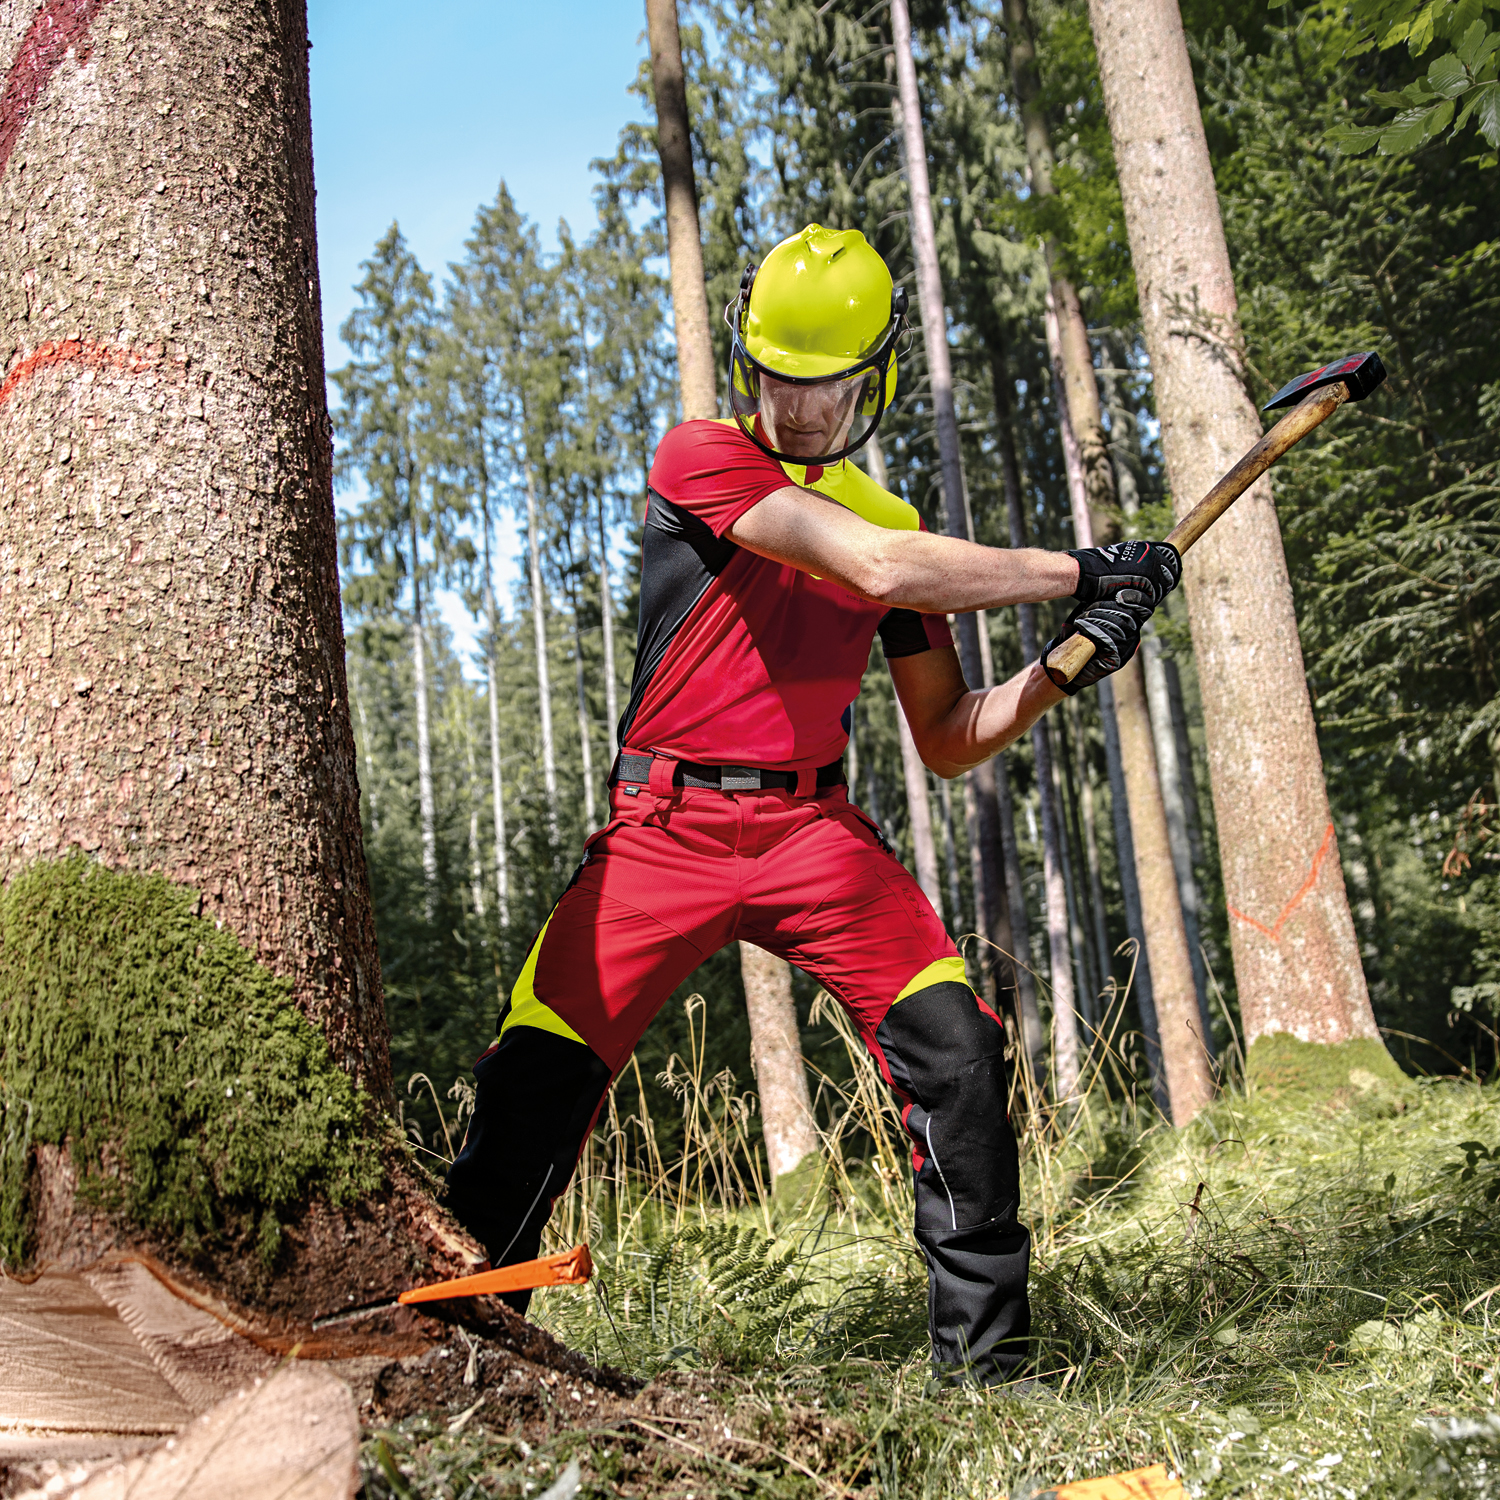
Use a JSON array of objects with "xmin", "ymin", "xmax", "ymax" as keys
[
  {"xmin": 888, "ymin": 645, "xmax": 1064, "ymax": 779},
  {"xmin": 727, "ymin": 484, "xmax": 1078, "ymax": 612}
]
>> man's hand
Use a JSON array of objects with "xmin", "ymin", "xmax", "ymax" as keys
[
  {"xmin": 1070, "ymin": 539, "xmax": 1180, "ymax": 609},
  {"xmin": 1043, "ymin": 598, "xmax": 1153, "ymax": 696}
]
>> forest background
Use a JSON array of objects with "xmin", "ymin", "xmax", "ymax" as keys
[{"xmin": 328, "ymin": 0, "xmax": 1500, "ymax": 1154}]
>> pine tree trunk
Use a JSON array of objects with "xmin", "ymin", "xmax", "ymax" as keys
[
  {"xmin": 465, "ymin": 723, "xmax": 486, "ymax": 921},
  {"xmin": 739, "ymin": 942, "xmax": 819, "ymax": 1183},
  {"xmin": 485, "ymin": 607, "xmax": 510, "ymax": 927},
  {"xmin": 481, "ymin": 499, "xmax": 510, "ymax": 925},
  {"xmin": 1069, "ymin": 697, "xmax": 1114, "ymax": 1000},
  {"xmin": 1090, "ymin": 0, "xmax": 1383, "ymax": 1056},
  {"xmin": 411, "ymin": 612, "xmax": 437, "ymax": 896},
  {"xmin": 597, "ymin": 492, "xmax": 620, "ymax": 766},
  {"xmin": 572, "ymin": 607, "xmax": 597, "ymax": 834},
  {"xmin": 1046, "ymin": 292, "xmax": 1212, "ymax": 1117},
  {"xmin": 645, "ymin": 0, "xmax": 717, "ymax": 421},
  {"xmin": 896, "ymin": 699, "xmax": 945, "ymax": 922},
  {"xmin": 523, "ymin": 464, "xmax": 558, "ymax": 839},
  {"xmin": 890, "ymin": 11, "xmax": 1011, "ymax": 996},
  {"xmin": 938, "ymin": 775, "xmax": 964, "ymax": 932},
  {"xmin": 645, "ymin": 0, "xmax": 814, "ymax": 1165},
  {"xmin": 1142, "ymin": 629, "xmax": 1211, "ymax": 1034},
  {"xmin": 0, "ymin": 0, "xmax": 389, "ymax": 1093}
]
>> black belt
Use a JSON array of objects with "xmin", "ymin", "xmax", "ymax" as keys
[{"xmin": 610, "ymin": 751, "xmax": 845, "ymax": 793}]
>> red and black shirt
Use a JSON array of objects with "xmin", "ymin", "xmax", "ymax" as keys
[{"xmin": 617, "ymin": 419, "xmax": 952, "ymax": 772}]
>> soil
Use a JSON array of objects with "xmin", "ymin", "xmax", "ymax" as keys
[{"xmin": 364, "ymin": 1326, "xmax": 870, "ymax": 1497}]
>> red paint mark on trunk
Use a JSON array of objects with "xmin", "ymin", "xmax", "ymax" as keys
[
  {"xmin": 0, "ymin": 339, "xmax": 156, "ymax": 409},
  {"xmin": 1228, "ymin": 822, "xmax": 1336, "ymax": 943},
  {"xmin": 0, "ymin": 0, "xmax": 116, "ymax": 181}
]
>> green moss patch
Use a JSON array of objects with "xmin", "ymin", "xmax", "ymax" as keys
[
  {"xmin": 0, "ymin": 854, "xmax": 381, "ymax": 1269},
  {"xmin": 1245, "ymin": 1030, "xmax": 1409, "ymax": 1102}
]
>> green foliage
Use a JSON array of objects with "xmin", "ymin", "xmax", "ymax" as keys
[
  {"xmin": 0, "ymin": 856, "xmax": 379, "ymax": 1269},
  {"xmin": 1323, "ymin": 0, "xmax": 1500, "ymax": 166}
]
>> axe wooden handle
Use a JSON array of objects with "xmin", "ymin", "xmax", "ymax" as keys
[{"xmin": 1044, "ymin": 381, "xmax": 1350, "ymax": 685}]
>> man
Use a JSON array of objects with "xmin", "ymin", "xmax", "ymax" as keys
[{"xmin": 446, "ymin": 224, "xmax": 1179, "ymax": 1385}]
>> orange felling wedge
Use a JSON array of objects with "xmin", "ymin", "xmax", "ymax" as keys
[{"xmin": 397, "ymin": 1244, "xmax": 594, "ymax": 1305}]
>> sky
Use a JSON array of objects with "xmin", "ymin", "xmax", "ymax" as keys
[{"xmin": 307, "ymin": 0, "xmax": 653, "ymax": 667}]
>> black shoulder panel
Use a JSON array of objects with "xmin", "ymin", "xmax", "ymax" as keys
[
  {"xmin": 878, "ymin": 607, "xmax": 935, "ymax": 659},
  {"xmin": 616, "ymin": 488, "xmax": 738, "ymax": 750}
]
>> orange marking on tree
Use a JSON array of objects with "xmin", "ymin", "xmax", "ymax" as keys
[
  {"xmin": 0, "ymin": 0, "xmax": 118, "ymax": 180},
  {"xmin": 1227, "ymin": 822, "xmax": 1336, "ymax": 942},
  {"xmin": 0, "ymin": 338, "xmax": 157, "ymax": 409}
]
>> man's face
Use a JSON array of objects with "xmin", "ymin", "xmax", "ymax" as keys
[{"xmin": 758, "ymin": 370, "xmax": 863, "ymax": 460}]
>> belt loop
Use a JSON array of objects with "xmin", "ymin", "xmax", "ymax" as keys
[
  {"xmin": 648, "ymin": 754, "xmax": 678, "ymax": 795},
  {"xmin": 795, "ymin": 768, "xmax": 816, "ymax": 797}
]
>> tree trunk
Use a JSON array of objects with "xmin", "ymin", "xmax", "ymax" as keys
[
  {"xmin": 0, "ymin": 0, "xmax": 389, "ymax": 1093},
  {"xmin": 1090, "ymin": 0, "xmax": 1383, "ymax": 1056},
  {"xmin": 1142, "ymin": 628, "xmax": 1211, "ymax": 1035},
  {"xmin": 411, "ymin": 614, "xmax": 437, "ymax": 897},
  {"xmin": 465, "ymin": 719, "xmax": 486, "ymax": 921},
  {"xmin": 896, "ymin": 699, "xmax": 945, "ymax": 922},
  {"xmin": 644, "ymin": 0, "xmax": 717, "ymax": 421},
  {"xmin": 739, "ymin": 942, "xmax": 820, "ymax": 1183},
  {"xmin": 938, "ymin": 774, "xmax": 965, "ymax": 933},
  {"xmin": 484, "ymin": 596, "xmax": 510, "ymax": 928},
  {"xmin": 1046, "ymin": 291, "xmax": 1212, "ymax": 1117},
  {"xmin": 645, "ymin": 0, "xmax": 814, "ymax": 1164},
  {"xmin": 572, "ymin": 608, "xmax": 597, "ymax": 834},
  {"xmin": 1069, "ymin": 697, "xmax": 1114, "ymax": 1002},
  {"xmin": 523, "ymin": 464, "xmax": 558, "ymax": 841},
  {"xmin": 890, "ymin": 16, "xmax": 1011, "ymax": 1005},
  {"xmin": 1051, "ymin": 716, "xmax": 1094, "ymax": 1025},
  {"xmin": 597, "ymin": 491, "xmax": 620, "ymax": 766}
]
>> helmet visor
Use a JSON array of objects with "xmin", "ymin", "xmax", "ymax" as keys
[{"xmin": 727, "ymin": 316, "xmax": 900, "ymax": 467}]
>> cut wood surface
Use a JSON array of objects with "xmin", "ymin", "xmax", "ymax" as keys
[{"xmin": 14, "ymin": 1364, "xmax": 359, "ymax": 1500}]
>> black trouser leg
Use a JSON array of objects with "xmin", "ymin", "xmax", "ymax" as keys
[
  {"xmin": 875, "ymin": 981, "xmax": 1032, "ymax": 1384},
  {"xmin": 444, "ymin": 1026, "xmax": 612, "ymax": 1315}
]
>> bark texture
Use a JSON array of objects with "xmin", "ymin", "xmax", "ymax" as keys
[
  {"xmin": 645, "ymin": 0, "xmax": 717, "ymax": 422},
  {"xmin": 739, "ymin": 940, "xmax": 819, "ymax": 1182},
  {"xmin": 0, "ymin": 0, "xmax": 387, "ymax": 1095},
  {"xmin": 1089, "ymin": 0, "xmax": 1381, "ymax": 1049}
]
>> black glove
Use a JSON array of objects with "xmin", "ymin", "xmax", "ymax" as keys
[
  {"xmin": 1044, "ymin": 598, "xmax": 1153, "ymax": 695},
  {"xmin": 1070, "ymin": 539, "xmax": 1181, "ymax": 609}
]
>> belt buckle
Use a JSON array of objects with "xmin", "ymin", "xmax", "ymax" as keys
[{"xmin": 720, "ymin": 766, "xmax": 761, "ymax": 792}]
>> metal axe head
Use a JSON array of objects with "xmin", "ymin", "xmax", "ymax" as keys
[{"xmin": 1263, "ymin": 351, "xmax": 1387, "ymax": 411}]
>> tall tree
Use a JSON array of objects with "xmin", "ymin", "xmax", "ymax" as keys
[
  {"xmin": 890, "ymin": 0, "xmax": 1018, "ymax": 1038},
  {"xmin": 1044, "ymin": 287, "xmax": 1214, "ymax": 1118},
  {"xmin": 0, "ymin": 0, "xmax": 386, "ymax": 1091},
  {"xmin": 646, "ymin": 0, "xmax": 817, "ymax": 1182},
  {"xmin": 337, "ymin": 228, "xmax": 442, "ymax": 901},
  {"xmin": 1012, "ymin": 2, "xmax": 1210, "ymax": 1115},
  {"xmin": 1089, "ymin": 0, "xmax": 1390, "ymax": 1069}
]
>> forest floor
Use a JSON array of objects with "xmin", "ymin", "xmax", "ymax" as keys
[{"xmin": 353, "ymin": 1037, "xmax": 1500, "ymax": 1500}]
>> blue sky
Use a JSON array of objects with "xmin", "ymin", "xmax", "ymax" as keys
[{"xmin": 308, "ymin": 0, "xmax": 653, "ymax": 662}]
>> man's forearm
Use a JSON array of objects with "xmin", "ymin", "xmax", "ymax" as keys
[
  {"xmin": 728, "ymin": 484, "xmax": 1080, "ymax": 611},
  {"xmin": 897, "ymin": 653, "xmax": 1065, "ymax": 779}
]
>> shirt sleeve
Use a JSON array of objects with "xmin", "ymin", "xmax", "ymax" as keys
[
  {"xmin": 648, "ymin": 420, "xmax": 793, "ymax": 539},
  {"xmin": 878, "ymin": 608, "xmax": 954, "ymax": 659}
]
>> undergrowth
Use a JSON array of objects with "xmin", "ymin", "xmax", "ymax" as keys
[
  {"xmin": 0, "ymin": 854, "xmax": 380, "ymax": 1267},
  {"xmin": 364, "ymin": 990, "xmax": 1500, "ymax": 1498}
]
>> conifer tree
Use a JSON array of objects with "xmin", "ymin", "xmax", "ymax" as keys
[{"xmin": 336, "ymin": 227, "xmax": 443, "ymax": 904}]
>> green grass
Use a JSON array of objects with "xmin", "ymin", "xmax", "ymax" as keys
[{"xmin": 363, "ymin": 994, "xmax": 1500, "ymax": 1498}]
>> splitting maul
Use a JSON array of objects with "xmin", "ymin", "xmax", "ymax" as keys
[{"xmin": 1044, "ymin": 351, "xmax": 1388, "ymax": 687}]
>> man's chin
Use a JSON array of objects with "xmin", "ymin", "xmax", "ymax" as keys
[{"xmin": 768, "ymin": 430, "xmax": 830, "ymax": 459}]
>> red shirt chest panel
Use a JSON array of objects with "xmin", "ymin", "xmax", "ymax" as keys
[{"xmin": 625, "ymin": 546, "xmax": 884, "ymax": 770}]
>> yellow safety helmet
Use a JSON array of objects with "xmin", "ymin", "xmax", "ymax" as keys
[{"xmin": 725, "ymin": 224, "xmax": 907, "ymax": 465}]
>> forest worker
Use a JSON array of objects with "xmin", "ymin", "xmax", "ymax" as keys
[{"xmin": 445, "ymin": 223, "xmax": 1180, "ymax": 1386}]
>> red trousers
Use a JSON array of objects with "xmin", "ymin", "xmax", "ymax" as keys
[{"xmin": 447, "ymin": 775, "xmax": 1032, "ymax": 1383}]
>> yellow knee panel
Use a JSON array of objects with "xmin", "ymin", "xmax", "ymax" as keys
[{"xmin": 499, "ymin": 913, "xmax": 586, "ymax": 1046}]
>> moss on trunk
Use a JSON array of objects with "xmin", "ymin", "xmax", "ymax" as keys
[
  {"xmin": 0, "ymin": 855, "xmax": 381, "ymax": 1270},
  {"xmin": 1246, "ymin": 1030, "xmax": 1409, "ymax": 1103}
]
